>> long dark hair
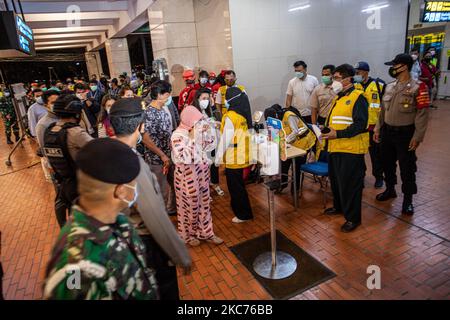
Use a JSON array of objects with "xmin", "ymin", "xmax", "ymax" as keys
[
  {"xmin": 192, "ymin": 87, "xmax": 213, "ymax": 117},
  {"xmin": 98, "ymin": 94, "xmax": 117, "ymax": 124}
]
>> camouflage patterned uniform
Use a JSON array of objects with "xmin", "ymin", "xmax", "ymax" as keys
[
  {"xmin": 43, "ymin": 206, "xmax": 159, "ymax": 300},
  {"xmin": 0, "ymin": 96, "xmax": 19, "ymax": 142}
]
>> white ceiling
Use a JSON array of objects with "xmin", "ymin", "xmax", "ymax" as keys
[{"xmin": 19, "ymin": 0, "xmax": 154, "ymax": 52}]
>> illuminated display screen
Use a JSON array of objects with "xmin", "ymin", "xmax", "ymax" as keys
[
  {"xmin": 422, "ymin": 1, "xmax": 450, "ymax": 22},
  {"xmin": 15, "ymin": 15, "xmax": 34, "ymax": 54}
]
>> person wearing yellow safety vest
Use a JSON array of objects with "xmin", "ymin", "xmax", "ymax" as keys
[
  {"xmin": 277, "ymin": 106, "xmax": 317, "ymax": 194},
  {"xmin": 354, "ymin": 61, "xmax": 385, "ymax": 189},
  {"xmin": 214, "ymin": 87, "xmax": 253, "ymax": 223},
  {"xmin": 322, "ymin": 64, "xmax": 369, "ymax": 233},
  {"xmin": 215, "ymin": 70, "xmax": 246, "ymax": 117}
]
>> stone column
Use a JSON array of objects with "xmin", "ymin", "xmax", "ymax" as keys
[
  {"xmin": 104, "ymin": 38, "xmax": 132, "ymax": 79},
  {"xmin": 148, "ymin": 0, "xmax": 200, "ymax": 96},
  {"xmin": 84, "ymin": 51, "xmax": 103, "ymax": 80}
]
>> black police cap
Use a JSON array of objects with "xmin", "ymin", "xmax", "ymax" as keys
[
  {"xmin": 385, "ymin": 53, "xmax": 413, "ymax": 68},
  {"xmin": 76, "ymin": 138, "xmax": 140, "ymax": 184},
  {"xmin": 109, "ymin": 98, "xmax": 145, "ymax": 118}
]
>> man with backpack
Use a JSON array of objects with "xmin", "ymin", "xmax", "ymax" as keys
[{"xmin": 354, "ymin": 61, "xmax": 385, "ymax": 189}]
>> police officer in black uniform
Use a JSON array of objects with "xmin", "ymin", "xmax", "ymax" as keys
[{"xmin": 43, "ymin": 94, "xmax": 92, "ymax": 227}]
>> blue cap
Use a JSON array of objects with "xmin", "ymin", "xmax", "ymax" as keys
[{"xmin": 354, "ymin": 61, "xmax": 370, "ymax": 71}]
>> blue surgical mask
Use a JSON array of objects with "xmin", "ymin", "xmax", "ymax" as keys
[
  {"xmin": 321, "ymin": 76, "xmax": 332, "ymax": 85},
  {"xmin": 90, "ymin": 85, "xmax": 98, "ymax": 92},
  {"xmin": 123, "ymin": 184, "xmax": 138, "ymax": 208},
  {"xmin": 200, "ymin": 78, "xmax": 208, "ymax": 85},
  {"xmin": 164, "ymin": 96, "xmax": 173, "ymax": 107},
  {"xmin": 295, "ymin": 72, "xmax": 304, "ymax": 79},
  {"xmin": 353, "ymin": 75, "xmax": 363, "ymax": 83},
  {"xmin": 225, "ymin": 100, "xmax": 230, "ymax": 109}
]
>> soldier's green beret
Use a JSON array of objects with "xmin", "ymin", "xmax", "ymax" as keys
[
  {"xmin": 109, "ymin": 98, "xmax": 145, "ymax": 118},
  {"xmin": 76, "ymin": 138, "xmax": 140, "ymax": 184}
]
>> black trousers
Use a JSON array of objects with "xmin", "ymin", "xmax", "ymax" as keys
[
  {"xmin": 225, "ymin": 168, "xmax": 253, "ymax": 220},
  {"xmin": 301, "ymin": 115, "xmax": 312, "ymax": 124},
  {"xmin": 210, "ymin": 150, "xmax": 219, "ymax": 185},
  {"xmin": 368, "ymin": 130, "xmax": 383, "ymax": 180},
  {"xmin": 317, "ymin": 116, "xmax": 327, "ymax": 126},
  {"xmin": 140, "ymin": 235, "xmax": 179, "ymax": 300},
  {"xmin": 380, "ymin": 124, "xmax": 417, "ymax": 195},
  {"xmin": 329, "ymin": 153, "xmax": 365, "ymax": 224},
  {"xmin": 281, "ymin": 156, "xmax": 307, "ymax": 193}
]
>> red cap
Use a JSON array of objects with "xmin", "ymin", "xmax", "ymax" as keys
[
  {"xmin": 182, "ymin": 69, "xmax": 195, "ymax": 80},
  {"xmin": 220, "ymin": 70, "xmax": 227, "ymax": 77},
  {"xmin": 209, "ymin": 72, "xmax": 216, "ymax": 78}
]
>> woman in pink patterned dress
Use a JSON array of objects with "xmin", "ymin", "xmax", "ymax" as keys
[{"xmin": 171, "ymin": 105, "xmax": 223, "ymax": 247}]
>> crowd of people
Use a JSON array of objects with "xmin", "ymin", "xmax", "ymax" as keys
[{"xmin": 0, "ymin": 45, "xmax": 435, "ymax": 299}]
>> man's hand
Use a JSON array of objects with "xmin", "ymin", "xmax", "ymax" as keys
[
  {"xmin": 322, "ymin": 128, "xmax": 337, "ymax": 140},
  {"xmin": 85, "ymin": 99, "xmax": 92, "ymax": 107},
  {"xmin": 409, "ymin": 139, "xmax": 420, "ymax": 151},
  {"xmin": 182, "ymin": 264, "xmax": 192, "ymax": 276},
  {"xmin": 373, "ymin": 131, "xmax": 380, "ymax": 143},
  {"xmin": 161, "ymin": 154, "xmax": 171, "ymax": 175}
]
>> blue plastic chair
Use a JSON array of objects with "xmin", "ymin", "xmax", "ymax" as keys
[{"xmin": 299, "ymin": 151, "xmax": 329, "ymax": 208}]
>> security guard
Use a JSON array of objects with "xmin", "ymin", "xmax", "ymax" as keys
[
  {"xmin": 354, "ymin": 61, "xmax": 385, "ymax": 188},
  {"xmin": 43, "ymin": 94, "xmax": 92, "ymax": 227},
  {"xmin": 44, "ymin": 138, "xmax": 158, "ymax": 300},
  {"xmin": 0, "ymin": 87, "xmax": 19, "ymax": 145},
  {"xmin": 322, "ymin": 64, "xmax": 369, "ymax": 233},
  {"xmin": 109, "ymin": 98, "xmax": 192, "ymax": 300},
  {"xmin": 278, "ymin": 106, "xmax": 317, "ymax": 194},
  {"xmin": 374, "ymin": 53, "xmax": 430, "ymax": 215}
]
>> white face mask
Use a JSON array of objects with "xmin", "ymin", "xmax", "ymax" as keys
[
  {"xmin": 199, "ymin": 77, "xmax": 208, "ymax": 85},
  {"xmin": 199, "ymin": 99, "xmax": 209, "ymax": 110},
  {"xmin": 331, "ymin": 81, "xmax": 343, "ymax": 94},
  {"xmin": 105, "ymin": 107, "xmax": 111, "ymax": 114},
  {"xmin": 209, "ymin": 79, "xmax": 215, "ymax": 85},
  {"xmin": 411, "ymin": 54, "xmax": 418, "ymax": 61},
  {"xmin": 4, "ymin": 92, "xmax": 10, "ymax": 97},
  {"xmin": 122, "ymin": 184, "xmax": 138, "ymax": 208}
]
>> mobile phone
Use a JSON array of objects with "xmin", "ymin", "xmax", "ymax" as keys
[{"xmin": 321, "ymin": 127, "xmax": 331, "ymax": 134}]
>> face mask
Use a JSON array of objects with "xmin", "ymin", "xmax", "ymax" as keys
[
  {"xmin": 209, "ymin": 79, "xmax": 215, "ymax": 85},
  {"xmin": 122, "ymin": 184, "xmax": 138, "ymax": 208},
  {"xmin": 37, "ymin": 97, "xmax": 44, "ymax": 104},
  {"xmin": 137, "ymin": 133, "xmax": 142, "ymax": 145},
  {"xmin": 389, "ymin": 65, "xmax": 404, "ymax": 78},
  {"xmin": 164, "ymin": 95, "xmax": 173, "ymax": 107},
  {"xmin": 424, "ymin": 56, "xmax": 432, "ymax": 62},
  {"xmin": 295, "ymin": 72, "xmax": 304, "ymax": 79},
  {"xmin": 105, "ymin": 107, "xmax": 111, "ymax": 114},
  {"xmin": 322, "ymin": 76, "xmax": 332, "ymax": 85},
  {"xmin": 199, "ymin": 78, "xmax": 208, "ymax": 85},
  {"xmin": 353, "ymin": 75, "xmax": 363, "ymax": 83},
  {"xmin": 90, "ymin": 85, "xmax": 97, "ymax": 92},
  {"xmin": 186, "ymin": 80, "xmax": 195, "ymax": 85},
  {"xmin": 331, "ymin": 81, "xmax": 343, "ymax": 94},
  {"xmin": 225, "ymin": 80, "xmax": 236, "ymax": 87},
  {"xmin": 199, "ymin": 99, "xmax": 209, "ymax": 110},
  {"xmin": 4, "ymin": 92, "xmax": 10, "ymax": 97},
  {"xmin": 411, "ymin": 54, "xmax": 418, "ymax": 61},
  {"xmin": 76, "ymin": 93, "xmax": 84, "ymax": 100},
  {"xmin": 42, "ymin": 88, "xmax": 47, "ymax": 92},
  {"xmin": 430, "ymin": 51, "xmax": 436, "ymax": 56}
]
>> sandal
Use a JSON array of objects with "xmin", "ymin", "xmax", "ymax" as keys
[
  {"xmin": 206, "ymin": 236, "xmax": 224, "ymax": 245},
  {"xmin": 212, "ymin": 184, "xmax": 225, "ymax": 196},
  {"xmin": 188, "ymin": 239, "xmax": 201, "ymax": 247}
]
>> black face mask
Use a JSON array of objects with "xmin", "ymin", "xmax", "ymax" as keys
[{"xmin": 389, "ymin": 65, "xmax": 405, "ymax": 78}]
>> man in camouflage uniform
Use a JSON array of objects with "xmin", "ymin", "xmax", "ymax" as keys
[
  {"xmin": 43, "ymin": 138, "xmax": 158, "ymax": 300},
  {"xmin": 0, "ymin": 88, "xmax": 19, "ymax": 144}
]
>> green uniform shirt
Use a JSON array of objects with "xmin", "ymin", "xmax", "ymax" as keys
[
  {"xmin": 0, "ymin": 97, "xmax": 17, "ymax": 126},
  {"xmin": 43, "ymin": 206, "xmax": 158, "ymax": 300}
]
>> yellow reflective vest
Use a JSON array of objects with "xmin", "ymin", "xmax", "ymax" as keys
[
  {"xmin": 281, "ymin": 111, "xmax": 316, "ymax": 151},
  {"xmin": 326, "ymin": 89, "xmax": 369, "ymax": 155},
  {"xmin": 354, "ymin": 80, "xmax": 383, "ymax": 126},
  {"xmin": 220, "ymin": 110, "xmax": 251, "ymax": 169}
]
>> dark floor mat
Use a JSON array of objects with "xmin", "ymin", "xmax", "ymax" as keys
[{"xmin": 230, "ymin": 230, "xmax": 336, "ymax": 300}]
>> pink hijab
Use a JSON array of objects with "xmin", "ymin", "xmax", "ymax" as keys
[{"xmin": 179, "ymin": 105, "xmax": 203, "ymax": 131}]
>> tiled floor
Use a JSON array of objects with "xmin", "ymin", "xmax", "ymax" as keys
[{"xmin": 0, "ymin": 101, "xmax": 449, "ymax": 300}]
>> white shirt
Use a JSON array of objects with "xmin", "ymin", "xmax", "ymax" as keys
[{"xmin": 286, "ymin": 74, "xmax": 319, "ymax": 116}]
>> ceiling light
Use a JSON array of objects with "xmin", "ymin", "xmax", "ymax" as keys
[
  {"xmin": 288, "ymin": 4, "xmax": 311, "ymax": 12},
  {"xmin": 361, "ymin": 4, "xmax": 389, "ymax": 13}
]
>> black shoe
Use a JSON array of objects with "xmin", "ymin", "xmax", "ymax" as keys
[
  {"xmin": 324, "ymin": 207, "xmax": 342, "ymax": 215},
  {"xmin": 341, "ymin": 221, "xmax": 360, "ymax": 233},
  {"xmin": 376, "ymin": 188, "xmax": 397, "ymax": 201},
  {"xmin": 6, "ymin": 138, "xmax": 13, "ymax": 145},
  {"xmin": 402, "ymin": 202, "xmax": 414, "ymax": 216},
  {"xmin": 274, "ymin": 186, "xmax": 286, "ymax": 194},
  {"xmin": 374, "ymin": 178, "xmax": 384, "ymax": 189}
]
